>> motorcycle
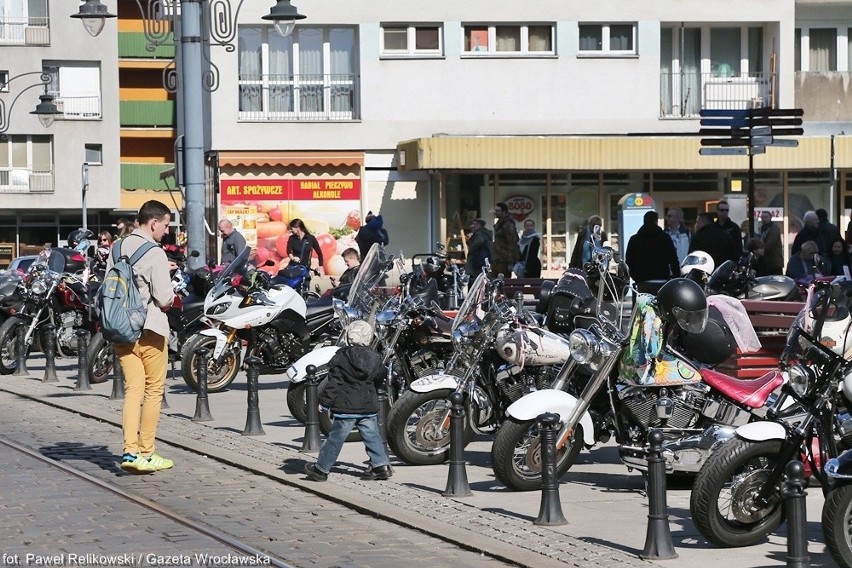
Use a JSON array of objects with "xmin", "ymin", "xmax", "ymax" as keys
[
  {"xmin": 180, "ymin": 247, "xmax": 339, "ymax": 392},
  {"xmin": 410, "ymin": 243, "xmax": 467, "ymax": 310},
  {"xmin": 285, "ymin": 243, "xmax": 409, "ymax": 422},
  {"xmin": 490, "ymin": 243, "xmax": 787, "ymax": 491},
  {"xmin": 689, "ymin": 277, "xmax": 852, "ymax": 548},
  {"xmin": 273, "ymin": 263, "xmax": 322, "ymax": 301},
  {"xmin": 0, "ymin": 248, "xmax": 99, "ymax": 375},
  {"xmin": 385, "ymin": 267, "xmax": 570, "ymax": 466},
  {"xmin": 706, "ymin": 254, "xmax": 798, "ymax": 301},
  {"xmin": 823, "ymin": 448, "xmax": 852, "ymax": 567},
  {"xmin": 85, "ymin": 253, "xmax": 212, "ymax": 383}
]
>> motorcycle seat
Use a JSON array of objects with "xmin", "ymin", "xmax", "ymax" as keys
[
  {"xmin": 305, "ymin": 296, "xmax": 333, "ymax": 318},
  {"xmin": 699, "ymin": 368, "xmax": 784, "ymax": 408}
]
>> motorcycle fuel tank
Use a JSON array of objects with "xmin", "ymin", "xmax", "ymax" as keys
[
  {"xmin": 748, "ymin": 275, "xmax": 796, "ymax": 300},
  {"xmin": 495, "ymin": 325, "xmax": 572, "ymax": 366}
]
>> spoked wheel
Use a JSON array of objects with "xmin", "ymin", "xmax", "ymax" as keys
[
  {"xmin": 180, "ymin": 334, "xmax": 241, "ymax": 392},
  {"xmin": 0, "ymin": 316, "xmax": 28, "ymax": 375},
  {"xmin": 386, "ymin": 389, "xmax": 473, "ymax": 465},
  {"xmin": 85, "ymin": 331, "xmax": 112, "ymax": 384},
  {"xmin": 490, "ymin": 418, "xmax": 583, "ymax": 491},
  {"xmin": 823, "ymin": 483, "xmax": 852, "ymax": 568},
  {"xmin": 689, "ymin": 439, "xmax": 785, "ymax": 547}
]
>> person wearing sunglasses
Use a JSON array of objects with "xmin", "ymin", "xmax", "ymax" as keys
[
  {"xmin": 94, "ymin": 230, "xmax": 114, "ymax": 275},
  {"xmin": 715, "ymin": 201, "xmax": 742, "ymax": 262}
]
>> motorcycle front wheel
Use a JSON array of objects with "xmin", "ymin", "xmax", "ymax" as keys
[
  {"xmin": 823, "ymin": 483, "xmax": 852, "ymax": 567},
  {"xmin": 286, "ymin": 382, "xmax": 309, "ymax": 423},
  {"xmin": 490, "ymin": 418, "xmax": 583, "ymax": 492},
  {"xmin": 85, "ymin": 331, "xmax": 112, "ymax": 384},
  {"xmin": 0, "ymin": 316, "xmax": 28, "ymax": 374},
  {"xmin": 689, "ymin": 438, "xmax": 785, "ymax": 547},
  {"xmin": 386, "ymin": 389, "xmax": 474, "ymax": 465},
  {"xmin": 180, "ymin": 334, "xmax": 241, "ymax": 393}
]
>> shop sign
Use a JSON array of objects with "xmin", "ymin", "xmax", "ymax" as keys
[
  {"xmin": 755, "ymin": 207, "xmax": 783, "ymax": 222},
  {"xmin": 221, "ymin": 179, "xmax": 361, "ymax": 201},
  {"xmin": 505, "ymin": 195, "xmax": 534, "ymax": 221}
]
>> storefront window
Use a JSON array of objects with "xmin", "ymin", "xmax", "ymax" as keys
[{"xmin": 549, "ymin": 174, "xmax": 598, "ymax": 272}]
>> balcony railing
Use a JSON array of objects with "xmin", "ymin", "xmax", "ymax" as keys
[
  {"xmin": 49, "ymin": 92, "xmax": 102, "ymax": 120},
  {"xmin": 0, "ymin": 17, "xmax": 49, "ymax": 46},
  {"xmin": 120, "ymin": 100, "xmax": 176, "ymax": 127},
  {"xmin": 0, "ymin": 169, "xmax": 53, "ymax": 193},
  {"xmin": 121, "ymin": 163, "xmax": 175, "ymax": 190},
  {"xmin": 660, "ymin": 72, "xmax": 772, "ymax": 118},
  {"xmin": 118, "ymin": 32, "xmax": 176, "ymax": 59},
  {"xmin": 238, "ymin": 73, "xmax": 360, "ymax": 121}
]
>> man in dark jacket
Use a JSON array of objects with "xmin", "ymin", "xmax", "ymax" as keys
[
  {"xmin": 715, "ymin": 201, "xmax": 743, "ymax": 262},
  {"xmin": 304, "ymin": 320, "xmax": 392, "ymax": 482},
  {"xmin": 757, "ymin": 210, "xmax": 784, "ymax": 276},
  {"xmin": 355, "ymin": 212, "xmax": 390, "ymax": 259},
  {"xmin": 690, "ymin": 212, "xmax": 738, "ymax": 268},
  {"xmin": 464, "ymin": 218, "xmax": 492, "ymax": 277},
  {"xmin": 625, "ymin": 211, "xmax": 680, "ymax": 284},
  {"xmin": 490, "ymin": 202, "xmax": 519, "ymax": 277}
]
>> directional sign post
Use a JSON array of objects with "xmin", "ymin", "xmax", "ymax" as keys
[{"xmin": 698, "ymin": 107, "xmax": 803, "ymax": 234}]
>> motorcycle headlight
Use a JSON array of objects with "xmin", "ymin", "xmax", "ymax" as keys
[
  {"xmin": 285, "ymin": 366, "xmax": 298, "ymax": 381},
  {"xmin": 787, "ymin": 364, "xmax": 812, "ymax": 397},
  {"xmin": 333, "ymin": 299, "xmax": 360, "ymax": 329},
  {"xmin": 569, "ymin": 329, "xmax": 600, "ymax": 364},
  {"xmin": 208, "ymin": 302, "xmax": 229, "ymax": 316},
  {"xmin": 30, "ymin": 279, "xmax": 48, "ymax": 296}
]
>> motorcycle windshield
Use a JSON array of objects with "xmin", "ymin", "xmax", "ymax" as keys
[
  {"xmin": 707, "ymin": 260, "xmax": 736, "ymax": 291},
  {"xmin": 347, "ymin": 243, "xmax": 392, "ymax": 313},
  {"xmin": 452, "ymin": 271, "xmax": 488, "ymax": 333},
  {"xmin": 210, "ymin": 246, "xmax": 251, "ymax": 298}
]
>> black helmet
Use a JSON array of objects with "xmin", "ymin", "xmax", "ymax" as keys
[
  {"xmin": 655, "ymin": 278, "xmax": 708, "ymax": 333},
  {"xmin": 67, "ymin": 228, "xmax": 93, "ymax": 249}
]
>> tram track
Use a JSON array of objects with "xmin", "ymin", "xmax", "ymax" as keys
[{"xmin": 0, "ymin": 435, "xmax": 297, "ymax": 568}]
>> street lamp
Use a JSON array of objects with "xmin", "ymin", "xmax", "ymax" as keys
[
  {"xmin": 72, "ymin": 0, "xmax": 305, "ymax": 270},
  {"xmin": 0, "ymin": 71, "xmax": 60, "ymax": 135}
]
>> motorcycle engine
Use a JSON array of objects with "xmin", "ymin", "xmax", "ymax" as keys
[
  {"xmin": 408, "ymin": 349, "xmax": 444, "ymax": 378},
  {"xmin": 257, "ymin": 329, "xmax": 304, "ymax": 365},
  {"xmin": 57, "ymin": 312, "xmax": 82, "ymax": 352},
  {"xmin": 619, "ymin": 384, "xmax": 706, "ymax": 430},
  {"xmin": 494, "ymin": 364, "xmax": 555, "ymax": 404}
]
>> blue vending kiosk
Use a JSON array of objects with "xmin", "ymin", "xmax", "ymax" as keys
[{"xmin": 618, "ymin": 193, "xmax": 657, "ymax": 253}]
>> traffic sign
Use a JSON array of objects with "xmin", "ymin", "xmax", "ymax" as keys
[
  {"xmin": 751, "ymin": 126, "xmax": 772, "ymax": 137},
  {"xmin": 771, "ymin": 139, "xmax": 799, "ymax": 147},
  {"xmin": 699, "ymin": 147, "xmax": 748, "ymax": 156},
  {"xmin": 750, "ymin": 146, "xmax": 766, "ymax": 155},
  {"xmin": 751, "ymin": 136, "xmax": 774, "ymax": 146}
]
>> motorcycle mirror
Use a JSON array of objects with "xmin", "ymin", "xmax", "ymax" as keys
[
  {"xmin": 230, "ymin": 274, "xmax": 243, "ymax": 287},
  {"xmin": 190, "ymin": 250, "xmax": 200, "ymax": 258}
]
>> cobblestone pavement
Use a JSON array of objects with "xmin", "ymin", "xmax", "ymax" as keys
[{"xmin": 0, "ymin": 390, "xmax": 512, "ymax": 568}]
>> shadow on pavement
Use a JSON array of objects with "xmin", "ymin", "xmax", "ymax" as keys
[{"xmin": 39, "ymin": 441, "xmax": 124, "ymax": 476}]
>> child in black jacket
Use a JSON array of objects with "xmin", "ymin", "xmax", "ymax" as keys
[{"xmin": 304, "ymin": 320, "xmax": 392, "ymax": 481}]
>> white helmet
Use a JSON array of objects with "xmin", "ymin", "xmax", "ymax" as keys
[{"xmin": 681, "ymin": 251, "xmax": 715, "ymax": 277}]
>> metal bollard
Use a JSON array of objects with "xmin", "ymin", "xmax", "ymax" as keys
[
  {"xmin": 74, "ymin": 329, "xmax": 91, "ymax": 390},
  {"xmin": 242, "ymin": 355, "xmax": 265, "ymax": 435},
  {"xmin": 443, "ymin": 391, "xmax": 472, "ymax": 497},
  {"xmin": 784, "ymin": 460, "xmax": 809, "ymax": 568},
  {"xmin": 640, "ymin": 429, "xmax": 678, "ymax": 560},
  {"xmin": 301, "ymin": 364, "xmax": 322, "ymax": 452},
  {"xmin": 514, "ymin": 291, "xmax": 525, "ymax": 314},
  {"xmin": 12, "ymin": 321, "xmax": 29, "ymax": 377},
  {"xmin": 191, "ymin": 347, "xmax": 213, "ymax": 421},
  {"xmin": 534, "ymin": 412, "xmax": 567, "ymax": 525},
  {"xmin": 109, "ymin": 345, "xmax": 124, "ymax": 400},
  {"xmin": 41, "ymin": 323, "xmax": 58, "ymax": 383},
  {"xmin": 377, "ymin": 383, "xmax": 390, "ymax": 446}
]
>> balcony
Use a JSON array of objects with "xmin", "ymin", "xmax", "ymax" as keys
[
  {"xmin": 660, "ymin": 72, "xmax": 772, "ymax": 118},
  {"xmin": 0, "ymin": 169, "xmax": 53, "ymax": 193},
  {"xmin": 118, "ymin": 32, "xmax": 175, "ymax": 59},
  {"xmin": 238, "ymin": 73, "xmax": 360, "ymax": 121},
  {"xmin": 120, "ymin": 101, "xmax": 176, "ymax": 128},
  {"xmin": 50, "ymin": 92, "xmax": 102, "ymax": 120},
  {"xmin": 121, "ymin": 163, "xmax": 175, "ymax": 191},
  {"xmin": 0, "ymin": 17, "xmax": 49, "ymax": 46}
]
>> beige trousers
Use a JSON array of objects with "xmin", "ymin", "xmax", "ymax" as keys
[{"xmin": 116, "ymin": 330, "xmax": 168, "ymax": 456}]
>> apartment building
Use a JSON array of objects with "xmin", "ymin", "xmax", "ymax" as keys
[
  {"xmin": 201, "ymin": 0, "xmax": 852, "ymax": 276},
  {"xmin": 0, "ymin": 0, "xmax": 119, "ymax": 263}
]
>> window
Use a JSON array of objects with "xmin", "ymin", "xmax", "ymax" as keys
[
  {"xmin": 810, "ymin": 28, "xmax": 837, "ymax": 71},
  {"xmin": 462, "ymin": 24, "xmax": 554, "ymax": 55},
  {"xmin": 0, "ymin": 135, "xmax": 52, "ymax": 193},
  {"xmin": 0, "ymin": 0, "xmax": 48, "ymax": 46},
  {"xmin": 238, "ymin": 26, "xmax": 359, "ymax": 120},
  {"xmin": 0, "ymin": 70, "xmax": 7, "ymax": 92},
  {"xmin": 84, "ymin": 144, "xmax": 102, "ymax": 165},
  {"xmin": 381, "ymin": 24, "xmax": 442, "ymax": 56},
  {"xmin": 578, "ymin": 23, "xmax": 636, "ymax": 55},
  {"xmin": 43, "ymin": 62, "xmax": 102, "ymax": 119}
]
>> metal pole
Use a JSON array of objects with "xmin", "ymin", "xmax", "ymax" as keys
[
  {"xmin": 192, "ymin": 347, "xmax": 213, "ymax": 421},
  {"xmin": 534, "ymin": 412, "xmax": 567, "ymax": 525},
  {"xmin": 109, "ymin": 345, "xmax": 124, "ymax": 401},
  {"xmin": 242, "ymin": 355, "xmax": 265, "ymax": 435},
  {"xmin": 41, "ymin": 323, "xmax": 58, "ymax": 382},
  {"xmin": 442, "ymin": 391, "xmax": 471, "ymax": 497},
  {"xmin": 301, "ymin": 364, "xmax": 322, "ymax": 452},
  {"xmin": 640, "ymin": 429, "xmax": 678, "ymax": 560},
  {"xmin": 180, "ymin": 0, "xmax": 207, "ymax": 270},
  {"xmin": 81, "ymin": 162, "xmax": 89, "ymax": 233},
  {"xmin": 784, "ymin": 460, "xmax": 810, "ymax": 568},
  {"xmin": 74, "ymin": 329, "xmax": 92, "ymax": 390},
  {"xmin": 13, "ymin": 321, "xmax": 29, "ymax": 377}
]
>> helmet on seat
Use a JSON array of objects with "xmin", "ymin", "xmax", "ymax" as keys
[
  {"xmin": 680, "ymin": 251, "xmax": 714, "ymax": 277},
  {"xmin": 67, "ymin": 228, "xmax": 94, "ymax": 249},
  {"xmin": 655, "ymin": 278, "xmax": 708, "ymax": 333}
]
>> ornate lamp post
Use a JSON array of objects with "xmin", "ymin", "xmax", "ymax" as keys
[
  {"xmin": 72, "ymin": 0, "xmax": 304, "ymax": 269},
  {"xmin": 0, "ymin": 71, "xmax": 60, "ymax": 136}
]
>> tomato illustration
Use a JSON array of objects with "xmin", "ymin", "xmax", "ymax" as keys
[
  {"xmin": 345, "ymin": 210, "xmax": 361, "ymax": 230},
  {"xmin": 275, "ymin": 234, "xmax": 290, "ymax": 258},
  {"xmin": 316, "ymin": 233, "xmax": 337, "ymax": 262}
]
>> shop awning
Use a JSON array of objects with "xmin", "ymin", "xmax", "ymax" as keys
[
  {"xmin": 397, "ymin": 135, "xmax": 852, "ymax": 171},
  {"xmin": 218, "ymin": 151, "xmax": 364, "ymax": 168}
]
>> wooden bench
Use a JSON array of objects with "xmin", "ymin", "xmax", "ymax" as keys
[
  {"xmin": 716, "ymin": 299, "xmax": 804, "ymax": 378},
  {"xmin": 501, "ymin": 278, "xmax": 558, "ymax": 310}
]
